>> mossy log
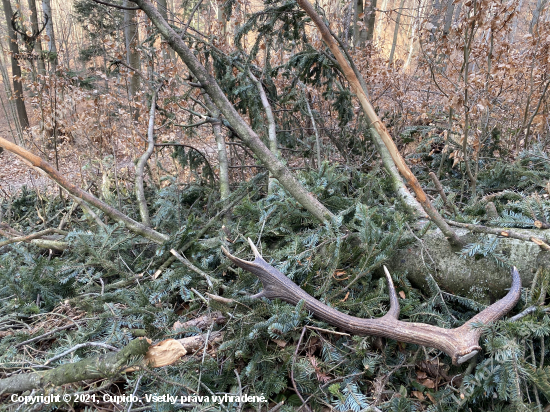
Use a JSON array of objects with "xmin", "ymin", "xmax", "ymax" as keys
[
  {"xmin": 0, "ymin": 339, "xmax": 150, "ymax": 395},
  {"xmin": 390, "ymin": 228, "xmax": 550, "ymax": 301}
]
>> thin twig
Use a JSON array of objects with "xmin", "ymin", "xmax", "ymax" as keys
[
  {"xmin": 181, "ymin": 0, "xmax": 204, "ymax": 36},
  {"xmin": 44, "ymin": 342, "xmax": 119, "ymax": 365},
  {"xmin": 169, "ymin": 249, "xmax": 214, "ymax": 288},
  {"xmin": 90, "ymin": 0, "xmax": 139, "ymax": 10},
  {"xmin": 234, "ymin": 369, "xmax": 243, "ymax": 412},
  {"xmin": 15, "ymin": 324, "xmax": 77, "ymax": 348},
  {"xmin": 446, "ymin": 220, "xmax": 550, "ymax": 251},
  {"xmin": 306, "ymin": 325, "xmax": 350, "ymax": 336},
  {"xmin": 429, "ymin": 172, "xmax": 458, "ymax": 215},
  {"xmin": 0, "ymin": 228, "xmax": 67, "ymax": 247}
]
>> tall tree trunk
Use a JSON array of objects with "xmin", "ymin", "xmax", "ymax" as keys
[
  {"xmin": 343, "ymin": 1, "xmax": 353, "ymax": 48},
  {"xmin": 364, "ymin": 0, "xmax": 377, "ymax": 43},
  {"xmin": 442, "ymin": 0, "xmax": 455, "ymax": 35},
  {"xmin": 124, "ymin": 1, "xmax": 141, "ymax": 120},
  {"xmin": 375, "ymin": 0, "xmax": 389, "ymax": 46},
  {"xmin": 1, "ymin": 0, "xmax": 30, "ymax": 130},
  {"xmin": 530, "ymin": 0, "xmax": 548, "ymax": 34},
  {"xmin": 429, "ymin": 0, "xmax": 442, "ymax": 38},
  {"xmin": 202, "ymin": 95, "xmax": 230, "ymax": 200},
  {"xmin": 404, "ymin": 0, "xmax": 427, "ymax": 70},
  {"xmin": 27, "ymin": 0, "xmax": 46, "ymax": 75},
  {"xmin": 388, "ymin": 0, "xmax": 406, "ymax": 65},
  {"xmin": 250, "ymin": 73, "xmax": 279, "ymax": 194},
  {"xmin": 41, "ymin": 0, "xmax": 57, "ymax": 71},
  {"xmin": 157, "ymin": 0, "xmax": 171, "ymax": 59},
  {"xmin": 353, "ymin": 0, "xmax": 363, "ymax": 47}
]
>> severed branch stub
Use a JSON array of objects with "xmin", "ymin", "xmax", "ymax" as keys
[{"xmin": 222, "ymin": 238, "xmax": 521, "ymax": 365}]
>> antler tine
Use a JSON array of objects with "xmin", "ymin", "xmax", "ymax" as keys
[
  {"xmin": 382, "ymin": 266, "xmax": 400, "ymax": 320},
  {"xmin": 464, "ymin": 266, "xmax": 521, "ymax": 327},
  {"xmin": 38, "ymin": 14, "xmax": 49, "ymax": 36},
  {"xmin": 246, "ymin": 237, "xmax": 262, "ymax": 258}
]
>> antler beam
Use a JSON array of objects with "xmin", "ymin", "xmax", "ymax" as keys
[{"xmin": 222, "ymin": 239, "xmax": 521, "ymax": 365}]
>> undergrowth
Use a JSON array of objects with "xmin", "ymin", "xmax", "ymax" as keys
[{"xmin": 1, "ymin": 161, "xmax": 550, "ymax": 411}]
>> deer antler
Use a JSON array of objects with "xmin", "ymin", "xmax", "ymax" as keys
[
  {"xmin": 11, "ymin": 12, "xmax": 49, "ymax": 53},
  {"xmin": 222, "ymin": 239, "xmax": 521, "ymax": 365}
]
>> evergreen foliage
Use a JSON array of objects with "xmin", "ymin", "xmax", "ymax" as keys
[{"xmin": 1, "ymin": 158, "xmax": 549, "ymax": 411}]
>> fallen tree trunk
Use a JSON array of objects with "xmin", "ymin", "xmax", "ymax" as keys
[
  {"xmin": 0, "ymin": 339, "xmax": 150, "ymax": 394},
  {"xmin": 0, "ymin": 332, "xmax": 223, "ymax": 394},
  {"xmin": 390, "ymin": 228, "xmax": 550, "ymax": 299},
  {"xmin": 0, "ymin": 136, "xmax": 169, "ymax": 244}
]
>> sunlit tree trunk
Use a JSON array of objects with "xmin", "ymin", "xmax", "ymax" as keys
[
  {"xmin": 375, "ymin": 0, "xmax": 389, "ymax": 46},
  {"xmin": 41, "ymin": 0, "xmax": 57, "ymax": 71},
  {"xmin": 2, "ymin": 0, "xmax": 30, "ymax": 130},
  {"xmin": 404, "ymin": 0, "xmax": 426, "ymax": 70},
  {"xmin": 388, "ymin": 0, "xmax": 406, "ymax": 65},
  {"xmin": 203, "ymin": 95, "xmax": 230, "ymax": 200}
]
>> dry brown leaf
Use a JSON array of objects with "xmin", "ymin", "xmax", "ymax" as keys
[
  {"xmin": 399, "ymin": 291, "xmax": 406, "ymax": 299},
  {"xmin": 416, "ymin": 371, "xmax": 427, "ymax": 379},
  {"xmin": 412, "ymin": 391, "xmax": 425, "ymax": 401},
  {"xmin": 421, "ymin": 378, "xmax": 435, "ymax": 389},
  {"xmin": 272, "ymin": 339, "xmax": 287, "ymax": 348}
]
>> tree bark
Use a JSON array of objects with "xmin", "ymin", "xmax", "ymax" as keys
[
  {"xmin": 352, "ymin": 0, "xmax": 363, "ymax": 47},
  {"xmin": 41, "ymin": 0, "xmax": 57, "ymax": 71},
  {"xmin": 0, "ymin": 339, "xmax": 150, "ymax": 394},
  {"xmin": 1, "ymin": 0, "xmax": 30, "ymax": 130},
  {"xmin": 250, "ymin": 73, "xmax": 280, "ymax": 194},
  {"xmin": 442, "ymin": 0, "xmax": 455, "ymax": 35},
  {"xmin": 202, "ymin": 94, "xmax": 231, "ymax": 200},
  {"xmin": 364, "ymin": 0, "xmax": 377, "ymax": 43},
  {"xmin": 388, "ymin": 0, "xmax": 406, "ymax": 65},
  {"xmin": 124, "ymin": 0, "xmax": 141, "ymax": 120},
  {"xmin": 134, "ymin": 0, "xmax": 335, "ymax": 224},
  {"xmin": 530, "ymin": 0, "xmax": 548, "ymax": 34},
  {"xmin": 0, "ymin": 332, "xmax": 223, "ymax": 394},
  {"xmin": 390, "ymin": 228, "xmax": 550, "ymax": 300},
  {"xmin": 509, "ymin": 0, "xmax": 523, "ymax": 43}
]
